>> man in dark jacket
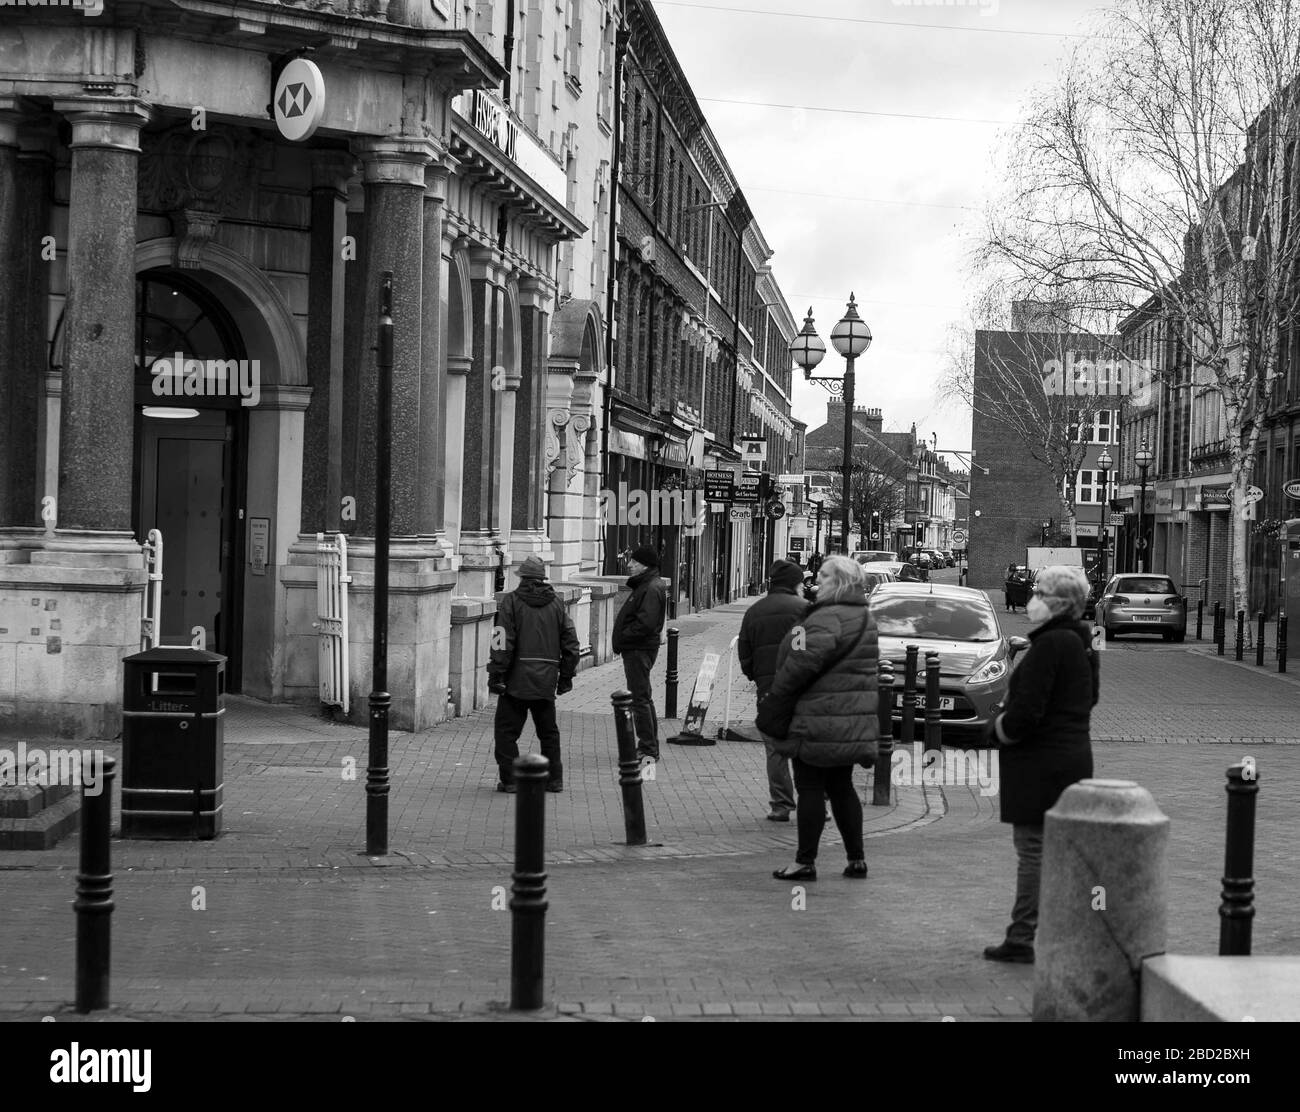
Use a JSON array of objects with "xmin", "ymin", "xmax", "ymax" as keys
[
  {"xmin": 611, "ymin": 545, "xmax": 666, "ymax": 763},
  {"xmin": 738, "ymin": 560, "xmax": 808, "ymax": 821},
  {"xmin": 982, "ymin": 564, "xmax": 1099, "ymax": 963},
  {"xmin": 488, "ymin": 555, "xmax": 581, "ymax": 794}
]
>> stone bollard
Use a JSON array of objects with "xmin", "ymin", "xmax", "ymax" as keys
[{"xmin": 1033, "ymin": 779, "xmax": 1169, "ymax": 1022}]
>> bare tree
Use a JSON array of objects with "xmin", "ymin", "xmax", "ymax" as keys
[
  {"xmin": 978, "ymin": 0, "xmax": 1300, "ymax": 630},
  {"xmin": 806, "ymin": 438, "xmax": 910, "ymax": 549}
]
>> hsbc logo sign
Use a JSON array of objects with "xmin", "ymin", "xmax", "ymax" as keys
[{"xmin": 273, "ymin": 58, "xmax": 326, "ymax": 142}]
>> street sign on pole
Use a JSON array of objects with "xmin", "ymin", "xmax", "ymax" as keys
[{"xmin": 952, "ymin": 528, "xmax": 966, "ymax": 545}]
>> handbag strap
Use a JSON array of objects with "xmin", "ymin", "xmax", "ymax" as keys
[{"xmin": 818, "ymin": 607, "xmax": 871, "ymax": 679}]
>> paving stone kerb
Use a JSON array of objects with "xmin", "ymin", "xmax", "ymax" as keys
[{"xmin": 1033, "ymin": 779, "xmax": 1170, "ymax": 1022}]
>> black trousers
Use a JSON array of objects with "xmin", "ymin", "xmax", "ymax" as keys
[
  {"xmin": 620, "ymin": 647, "xmax": 660, "ymax": 759},
  {"xmin": 494, "ymin": 693, "xmax": 562, "ymax": 783},
  {"xmin": 792, "ymin": 758, "xmax": 864, "ymax": 865}
]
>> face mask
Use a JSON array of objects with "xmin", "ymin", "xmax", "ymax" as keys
[{"xmin": 1026, "ymin": 597, "xmax": 1052, "ymax": 624}]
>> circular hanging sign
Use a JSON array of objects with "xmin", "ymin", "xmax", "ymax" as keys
[
  {"xmin": 1284, "ymin": 479, "xmax": 1300, "ymax": 500},
  {"xmin": 274, "ymin": 59, "xmax": 326, "ymax": 142}
]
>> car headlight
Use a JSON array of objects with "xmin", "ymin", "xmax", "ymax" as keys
[{"xmin": 967, "ymin": 658, "xmax": 1007, "ymax": 685}]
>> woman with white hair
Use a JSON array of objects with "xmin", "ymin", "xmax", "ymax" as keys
[
  {"xmin": 763, "ymin": 554, "xmax": 879, "ymax": 881},
  {"xmin": 983, "ymin": 564, "xmax": 1100, "ymax": 963}
]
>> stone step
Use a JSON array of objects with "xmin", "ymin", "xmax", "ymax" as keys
[
  {"xmin": 0, "ymin": 782, "xmax": 74, "ymax": 819},
  {"xmin": 0, "ymin": 790, "xmax": 81, "ymax": 850}
]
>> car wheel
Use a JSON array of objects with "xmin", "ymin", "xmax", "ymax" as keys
[
  {"xmin": 1161, "ymin": 631, "xmax": 1173, "ymax": 642},
  {"xmin": 1172, "ymin": 630, "xmax": 1185, "ymax": 643}
]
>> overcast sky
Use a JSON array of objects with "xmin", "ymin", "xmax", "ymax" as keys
[{"xmin": 651, "ymin": 0, "xmax": 1110, "ymax": 468}]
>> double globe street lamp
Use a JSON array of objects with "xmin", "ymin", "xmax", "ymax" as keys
[{"xmin": 790, "ymin": 294, "xmax": 873, "ymax": 556}]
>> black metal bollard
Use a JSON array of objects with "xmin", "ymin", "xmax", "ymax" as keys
[
  {"xmin": 510, "ymin": 753, "xmax": 549, "ymax": 1010},
  {"xmin": 665, "ymin": 627, "xmax": 679, "ymax": 720},
  {"xmin": 1235, "ymin": 610, "xmax": 1244, "ymax": 661},
  {"xmin": 1196, "ymin": 599, "xmax": 1204, "ymax": 640},
  {"xmin": 924, "ymin": 651, "xmax": 942, "ymax": 753},
  {"xmin": 1219, "ymin": 761, "xmax": 1259, "ymax": 957},
  {"xmin": 872, "ymin": 660, "xmax": 895, "ymax": 806},
  {"xmin": 611, "ymin": 690, "xmax": 647, "ymax": 845},
  {"xmin": 1214, "ymin": 602, "xmax": 1224, "ymax": 656},
  {"xmin": 1278, "ymin": 614, "xmax": 1288, "ymax": 674},
  {"xmin": 1257, "ymin": 612, "xmax": 1266, "ymax": 667},
  {"xmin": 75, "ymin": 755, "xmax": 116, "ymax": 1013},
  {"xmin": 900, "ymin": 645, "xmax": 919, "ymax": 747}
]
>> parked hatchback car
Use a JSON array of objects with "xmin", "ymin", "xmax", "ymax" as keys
[
  {"xmin": 868, "ymin": 582, "xmax": 1029, "ymax": 744},
  {"xmin": 854, "ymin": 550, "xmax": 897, "ymax": 564},
  {"xmin": 1095, "ymin": 574, "xmax": 1187, "ymax": 641}
]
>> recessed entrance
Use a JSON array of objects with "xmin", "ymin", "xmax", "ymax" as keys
[{"xmin": 132, "ymin": 272, "xmax": 247, "ymax": 688}]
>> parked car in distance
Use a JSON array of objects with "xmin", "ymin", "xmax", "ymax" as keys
[
  {"xmin": 860, "ymin": 566, "xmax": 900, "ymax": 594},
  {"xmin": 938, "ymin": 549, "xmax": 956, "ymax": 567},
  {"xmin": 854, "ymin": 550, "xmax": 897, "ymax": 563},
  {"xmin": 1003, "ymin": 565, "xmax": 1034, "ymax": 611},
  {"xmin": 1095, "ymin": 574, "xmax": 1187, "ymax": 642},
  {"xmin": 868, "ymin": 582, "xmax": 1030, "ymax": 744}
]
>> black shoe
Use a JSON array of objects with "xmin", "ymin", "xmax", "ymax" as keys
[
  {"xmin": 843, "ymin": 860, "xmax": 868, "ymax": 878},
  {"xmin": 772, "ymin": 864, "xmax": 817, "ymax": 881},
  {"xmin": 496, "ymin": 781, "xmax": 517, "ymax": 794},
  {"xmin": 983, "ymin": 941, "xmax": 1034, "ymax": 963},
  {"xmin": 766, "ymin": 810, "xmax": 791, "ymax": 823},
  {"xmin": 545, "ymin": 780, "xmax": 563, "ymax": 793}
]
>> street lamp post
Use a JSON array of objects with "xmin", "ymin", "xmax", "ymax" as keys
[
  {"xmin": 812, "ymin": 498, "xmax": 823, "ymax": 560},
  {"xmin": 790, "ymin": 297, "xmax": 873, "ymax": 557},
  {"xmin": 1040, "ymin": 519, "xmax": 1050, "ymax": 546},
  {"xmin": 1135, "ymin": 440, "xmax": 1154, "ymax": 574},
  {"xmin": 1096, "ymin": 448, "xmax": 1112, "ymax": 586}
]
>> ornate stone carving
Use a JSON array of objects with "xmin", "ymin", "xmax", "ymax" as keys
[
  {"xmin": 545, "ymin": 408, "xmax": 570, "ymax": 475},
  {"xmin": 567, "ymin": 413, "xmax": 592, "ymax": 482},
  {"xmin": 138, "ymin": 124, "xmax": 259, "ymax": 217},
  {"xmin": 174, "ymin": 209, "xmax": 221, "ymax": 270}
]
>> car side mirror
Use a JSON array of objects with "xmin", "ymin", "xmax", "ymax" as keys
[{"xmin": 1008, "ymin": 636, "xmax": 1030, "ymax": 660}]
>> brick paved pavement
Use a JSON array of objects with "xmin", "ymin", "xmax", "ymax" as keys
[{"xmin": 2, "ymin": 584, "xmax": 1298, "ymax": 1022}]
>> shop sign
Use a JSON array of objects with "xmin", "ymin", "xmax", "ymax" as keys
[
  {"xmin": 608, "ymin": 427, "xmax": 648, "ymax": 460},
  {"xmin": 659, "ymin": 439, "xmax": 689, "ymax": 467},
  {"xmin": 1284, "ymin": 479, "xmax": 1300, "ymax": 500},
  {"xmin": 733, "ymin": 474, "xmax": 761, "ymax": 506},
  {"xmin": 1200, "ymin": 485, "xmax": 1232, "ymax": 506},
  {"xmin": 704, "ymin": 469, "xmax": 734, "ymax": 502},
  {"xmin": 274, "ymin": 59, "xmax": 327, "ymax": 143},
  {"xmin": 728, "ymin": 506, "xmax": 752, "ymax": 522},
  {"xmin": 740, "ymin": 438, "xmax": 767, "ymax": 462},
  {"xmin": 788, "ymin": 536, "xmax": 806, "ymax": 551}
]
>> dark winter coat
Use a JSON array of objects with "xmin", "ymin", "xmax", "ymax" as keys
[
  {"xmin": 738, "ymin": 588, "xmax": 810, "ymax": 698},
  {"xmin": 611, "ymin": 568, "xmax": 666, "ymax": 655},
  {"xmin": 767, "ymin": 592, "xmax": 879, "ymax": 767},
  {"xmin": 996, "ymin": 614, "xmax": 1099, "ymax": 825},
  {"xmin": 487, "ymin": 579, "xmax": 580, "ymax": 700}
]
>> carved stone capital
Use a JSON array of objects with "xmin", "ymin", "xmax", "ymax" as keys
[
  {"xmin": 567, "ymin": 413, "xmax": 593, "ymax": 482},
  {"xmin": 545, "ymin": 408, "xmax": 571, "ymax": 474},
  {"xmin": 174, "ymin": 208, "xmax": 221, "ymax": 270}
]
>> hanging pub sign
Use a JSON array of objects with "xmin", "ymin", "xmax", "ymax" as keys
[
  {"xmin": 740, "ymin": 438, "xmax": 767, "ymax": 463},
  {"xmin": 733, "ymin": 474, "xmax": 762, "ymax": 506},
  {"xmin": 704, "ymin": 469, "xmax": 734, "ymax": 502},
  {"xmin": 668, "ymin": 652, "xmax": 720, "ymax": 746}
]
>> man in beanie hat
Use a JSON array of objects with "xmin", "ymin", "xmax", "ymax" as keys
[
  {"xmin": 487, "ymin": 555, "xmax": 580, "ymax": 793},
  {"xmin": 611, "ymin": 545, "xmax": 667, "ymax": 764},
  {"xmin": 738, "ymin": 560, "xmax": 809, "ymax": 821}
]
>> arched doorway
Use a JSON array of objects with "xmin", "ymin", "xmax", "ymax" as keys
[{"xmin": 132, "ymin": 270, "xmax": 248, "ymax": 685}]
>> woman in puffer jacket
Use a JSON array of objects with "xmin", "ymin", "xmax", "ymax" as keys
[{"xmin": 767, "ymin": 555, "xmax": 880, "ymax": 881}]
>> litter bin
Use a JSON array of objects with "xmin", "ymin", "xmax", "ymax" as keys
[{"xmin": 121, "ymin": 647, "xmax": 225, "ymax": 839}]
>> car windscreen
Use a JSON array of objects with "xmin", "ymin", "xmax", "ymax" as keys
[
  {"xmin": 870, "ymin": 595, "xmax": 1000, "ymax": 641},
  {"xmin": 1115, "ymin": 577, "xmax": 1177, "ymax": 594}
]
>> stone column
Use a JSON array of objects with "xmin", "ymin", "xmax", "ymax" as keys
[
  {"xmin": 458, "ymin": 245, "xmax": 507, "ymax": 596},
  {"xmin": 443, "ymin": 353, "xmax": 471, "ymax": 555},
  {"xmin": 53, "ymin": 98, "xmax": 150, "ymax": 536},
  {"xmin": 353, "ymin": 136, "xmax": 435, "ymax": 539},
  {"xmin": 0, "ymin": 104, "xmax": 20, "ymax": 527},
  {"xmin": 418, "ymin": 155, "xmax": 455, "ymax": 553},
  {"xmin": 508, "ymin": 277, "xmax": 556, "ymax": 580},
  {"xmin": 302, "ymin": 151, "xmax": 357, "ymax": 535}
]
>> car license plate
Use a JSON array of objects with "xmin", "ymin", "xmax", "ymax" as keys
[
  {"xmin": 895, "ymin": 694, "xmax": 955, "ymax": 710},
  {"xmin": 1132, "ymin": 615, "xmax": 1161, "ymax": 622}
]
